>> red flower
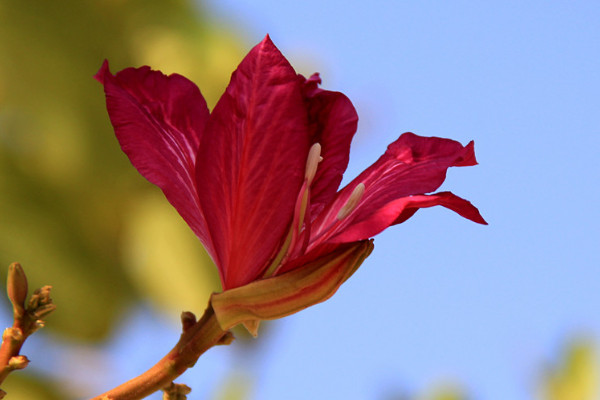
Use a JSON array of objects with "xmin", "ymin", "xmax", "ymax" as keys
[{"xmin": 96, "ymin": 36, "xmax": 486, "ymax": 335}]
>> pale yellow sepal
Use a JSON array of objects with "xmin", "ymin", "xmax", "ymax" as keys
[
  {"xmin": 210, "ymin": 240, "xmax": 374, "ymax": 335},
  {"xmin": 241, "ymin": 320, "xmax": 261, "ymax": 337}
]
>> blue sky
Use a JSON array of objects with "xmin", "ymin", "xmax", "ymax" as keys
[{"xmin": 195, "ymin": 1, "xmax": 600, "ymax": 399}]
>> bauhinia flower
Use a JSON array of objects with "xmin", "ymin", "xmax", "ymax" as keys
[{"xmin": 96, "ymin": 35, "xmax": 486, "ymax": 336}]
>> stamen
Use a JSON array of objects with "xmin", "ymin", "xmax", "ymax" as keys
[
  {"xmin": 337, "ymin": 183, "xmax": 365, "ymax": 220},
  {"xmin": 262, "ymin": 228, "xmax": 294, "ymax": 278},
  {"xmin": 264, "ymin": 145, "xmax": 323, "ymax": 279},
  {"xmin": 305, "ymin": 143, "xmax": 322, "ymax": 184}
]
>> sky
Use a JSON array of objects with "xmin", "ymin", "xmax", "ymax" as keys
[
  {"xmin": 194, "ymin": 1, "xmax": 600, "ymax": 399},
  {"xmin": 8, "ymin": 1, "xmax": 598, "ymax": 399}
]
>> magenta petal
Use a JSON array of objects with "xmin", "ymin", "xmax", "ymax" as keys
[
  {"xmin": 300, "ymin": 74, "xmax": 358, "ymax": 217},
  {"xmin": 196, "ymin": 36, "xmax": 311, "ymax": 289},
  {"xmin": 311, "ymin": 132, "xmax": 484, "ymax": 244},
  {"xmin": 95, "ymin": 61, "xmax": 214, "ymax": 252},
  {"xmin": 391, "ymin": 191, "xmax": 487, "ymax": 225},
  {"xmin": 330, "ymin": 192, "xmax": 487, "ymax": 242}
]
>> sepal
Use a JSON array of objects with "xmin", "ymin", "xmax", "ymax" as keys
[{"xmin": 210, "ymin": 240, "xmax": 373, "ymax": 336}]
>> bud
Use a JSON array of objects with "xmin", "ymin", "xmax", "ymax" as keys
[
  {"xmin": 27, "ymin": 285, "xmax": 53, "ymax": 310},
  {"xmin": 8, "ymin": 355, "xmax": 29, "ymax": 370},
  {"xmin": 162, "ymin": 382, "xmax": 191, "ymax": 400},
  {"xmin": 7, "ymin": 263, "xmax": 28, "ymax": 317},
  {"xmin": 32, "ymin": 303, "xmax": 57, "ymax": 319},
  {"xmin": 28, "ymin": 320, "xmax": 46, "ymax": 334},
  {"xmin": 180, "ymin": 311, "xmax": 196, "ymax": 332},
  {"xmin": 2, "ymin": 327, "xmax": 23, "ymax": 343},
  {"xmin": 216, "ymin": 331, "xmax": 235, "ymax": 346}
]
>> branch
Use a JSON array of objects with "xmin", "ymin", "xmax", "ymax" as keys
[
  {"xmin": 90, "ymin": 303, "xmax": 234, "ymax": 400},
  {"xmin": 0, "ymin": 263, "xmax": 56, "ymax": 397}
]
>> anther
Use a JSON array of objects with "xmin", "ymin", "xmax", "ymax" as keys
[
  {"xmin": 337, "ymin": 183, "xmax": 365, "ymax": 220},
  {"xmin": 305, "ymin": 143, "xmax": 322, "ymax": 184}
]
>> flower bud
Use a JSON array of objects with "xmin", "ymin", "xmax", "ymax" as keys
[
  {"xmin": 8, "ymin": 355, "xmax": 29, "ymax": 370},
  {"xmin": 27, "ymin": 285, "xmax": 53, "ymax": 312},
  {"xmin": 180, "ymin": 311, "xmax": 197, "ymax": 332},
  {"xmin": 2, "ymin": 327, "xmax": 23, "ymax": 343},
  {"xmin": 162, "ymin": 382, "xmax": 191, "ymax": 400},
  {"xmin": 7, "ymin": 263, "xmax": 28, "ymax": 317},
  {"xmin": 28, "ymin": 320, "xmax": 46, "ymax": 334},
  {"xmin": 32, "ymin": 303, "xmax": 57, "ymax": 319}
]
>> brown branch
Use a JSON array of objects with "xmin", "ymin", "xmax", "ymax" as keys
[
  {"xmin": 90, "ymin": 303, "xmax": 234, "ymax": 400},
  {"xmin": 0, "ymin": 263, "xmax": 55, "ymax": 395}
]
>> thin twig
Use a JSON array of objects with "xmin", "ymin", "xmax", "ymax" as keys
[
  {"xmin": 0, "ymin": 263, "xmax": 55, "ymax": 391},
  {"xmin": 90, "ymin": 303, "xmax": 234, "ymax": 400}
]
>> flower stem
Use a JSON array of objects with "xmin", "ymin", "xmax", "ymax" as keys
[
  {"xmin": 90, "ymin": 303, "xmax": 233, "ymax": 400},
  {"xmin": 0, "ymin": 326, "xmax": 28, "ymax": 389}
]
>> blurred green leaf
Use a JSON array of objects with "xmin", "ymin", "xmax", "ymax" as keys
[
  {"xmin": 213, "ymin": 373, "xmax": 253, "ymax": 400},
  {"xmin": 122, "ymin": 191, "xmax": 220, "ymax": 317},
  {"xmin": 381, "ymin": 382, "xmax": 468, "ymax": 400},
  {"xmin": 1, "ymin": 372, "xmax": 66, "ymax": 400},
  {"xmin": 0, "ymin": 0, "xmax": 244, "ymax": 340},
  {"xmin": 539, "ymin": 340, "xmax": 599, "ymax": 400},
  {"xmin": 423, "ymin": 387, "xmax": 468, "ymax": 400}
]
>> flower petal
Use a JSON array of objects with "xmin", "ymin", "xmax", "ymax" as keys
[
  {"xmin": 311, "ymin": 132, "xmax": 485, "ymax": 244},
  {"xmin": 300, "ymin": 74, "xmax": 358, "ymax": 216},
  {"xmin": 210, "ymin": 240, "xmax": 373, "ymax": 336},
  {"xmin": 196, "ymin": 36, "xmax": 311, "ymax": 289},
  {"xmin": 333, "ymin": 192, "xmax": 487, "ymax": 242},
  {"xmin": 95, "ymin": 61, "xmax": 214, "ymax": 251}
]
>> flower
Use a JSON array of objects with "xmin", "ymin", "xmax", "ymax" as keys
[{"xmin": 96, "ymin": 35, "xmax": 486, "ymax": 335}]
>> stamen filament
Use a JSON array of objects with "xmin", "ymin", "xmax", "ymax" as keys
[
  {"xmin": 263, "ymin": 144, "xmax": 323, "ymax": 279},
  {"xmin": 304, "ymin": 183, "xmax": 367, "ymax": 249},
  {"xmin": 263, "ymin": 228, "xmax": 294, "ymax": 278}
]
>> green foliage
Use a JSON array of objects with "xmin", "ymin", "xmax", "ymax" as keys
[
  {"xmin": 0, "ymin": 372, "xmax": 64, "ymax": 400},
  {"xmin": 380, "ymin": 341, "xmax": 600, "ymax": 400},
  {"xmin": 538, "ymin": 340, "xmax": 599, "ymax": 400},
  {"xmin": 423, "ymin": 387, "xmax": 468, "ymax": 400},
  {"xmin": 213, "ymin": 373, "xmax": 254, "ymax": 400},
  {"xmin": 382, "ymin": 383, "xmax": 468, "ymax": 400},
  {"xmin": 0, "ymin": 0, "xmax": 244, "ymax": 340}
]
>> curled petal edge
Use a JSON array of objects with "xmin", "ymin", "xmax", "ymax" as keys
[
  {"xmin": 210, "ymin": 240, "xmax": 374, "ymax": 337},
  {"xmin": 329, "ymin": 191, "xmax": 487, "ymax": 243}
]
